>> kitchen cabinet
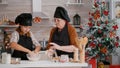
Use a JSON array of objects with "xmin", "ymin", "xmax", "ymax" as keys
[
  {"xmin": 66, "ymin": 0, "xmax": 84, "ymax": 6},
  {"xmin": 0, "ymin": 0, "xmax": 7, "ymax": 6}
]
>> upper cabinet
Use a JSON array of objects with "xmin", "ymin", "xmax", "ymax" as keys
[
  {"xmin": 66, "ymin": 0, "xmax": 84, "ymax": 6},
  {"xmin": 0, "ymin": 0, "xmax": 7, "ymax": 6},
  {"xmin": 32, "ymin": 0, "xmax": 49, "ymax": 19}
]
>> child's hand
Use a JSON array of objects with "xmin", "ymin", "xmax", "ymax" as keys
[
  {"xmin": 45, "ymin": 48, "xmax": 55, "ymax": 58},
  {"xmin": 28, "ymin": 51, "xmax": 36, "ymax": 58}
]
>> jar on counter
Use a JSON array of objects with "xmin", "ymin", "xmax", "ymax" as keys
[
  {"xmin": 60, "ymin": 55, "xmax": 69, "ymax": 63},
  {"xmin": 11, "ymin": 58, "xmax": 21, "ymax": 64},
  {"xmin": 2, "ymin": 52, "xmax": 11, "ymax": 64}
]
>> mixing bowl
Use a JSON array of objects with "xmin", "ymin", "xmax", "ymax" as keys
[{"xmin": 26, "ymin": 53, "xmax": 40, "ymax": 61}]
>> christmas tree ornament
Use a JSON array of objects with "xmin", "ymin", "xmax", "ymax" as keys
[
  {"xmin": 103, "ymin": 10, "xmax": 109, "ymax": 16},
  {"xmin": 116, "ymin": 36, "xmax": 119, "ymax": 41},
  {"xmin": 88, "ymin": 22, "xmax": 93, "ymax": 27},
  {"xmin": 115, "ymin": 42, "xmax": 119, "ymax": 47},
  {"xmin": 109, "ymin": 31, "xmax": 115, "ymax": 38},
  {"xmin": 94, "ymin": 2, "xmax": 98, "ymax": 8},
  {"xmin": 112, "ymin": 25, "xmax": 118, "ymax": 30},
  {"xmin": 98, "ymin": 44, "xmax": 102, "ymax": 47},
  {"xmin": 89, "ymin": 18, "xmax": 92, "ymax": 21},
  {"xmin": 105, "ymin": 37, "xmax": 110, "ymax": 42},
  {"xmin": 90, "ymin": 42, "xmax": 96, "ymax": 47},
  {"xmin": 98, "ymin": 29, "xmax": 102, "ymax": 33},
  {"xmin": 105, "ymin": 20, "xmax": 108, "ymax": 25}
]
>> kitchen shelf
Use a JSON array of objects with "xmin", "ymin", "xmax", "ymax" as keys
[
  {"xmin": 0, "ymin": 0, "xmax": 7, "ymax": 6},
  {"xmin": 66, "ymin": 0, "xmax": 84, "ymax": 6},
  {"xmin": 0, "ymin": 3, "xmax": 7, "ymax": 6},
  {"xmin": 0, "ymin": 25, "xmax": 18, "ymax": 28},
  {"xmin": 66, "ymin": 3, "xmax": 84, "ymax": 6},
  {"xmin": 72, "ymin": 24, "xmax": 80, "ymax": 28}
]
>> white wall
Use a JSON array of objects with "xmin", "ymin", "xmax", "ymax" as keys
[{"xmin": 0, "ymin": 0, "xmax": 91, "ymax": 41}]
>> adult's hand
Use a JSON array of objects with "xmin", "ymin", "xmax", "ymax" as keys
[{"xmin": 49, "ymin": 42, "xmax": 61, "ymax": 50}]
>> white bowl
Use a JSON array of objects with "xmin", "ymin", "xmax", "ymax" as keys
[{"xmin": 26, "ymin": 54, "xmax": 40, "ymax": 61}]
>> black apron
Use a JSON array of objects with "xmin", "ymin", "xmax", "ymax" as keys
[
  {"xmin": 12, "ymin": 34, "xmax": 34, "ymax": 60},
  {"xmin": 52, "ymin": 23, "xmax": 74, "ymax": 58}
]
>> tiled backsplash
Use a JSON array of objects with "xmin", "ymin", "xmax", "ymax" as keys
[{"xmin": 0, "ymin": 0, "xmax": 91, "ymax": 41}]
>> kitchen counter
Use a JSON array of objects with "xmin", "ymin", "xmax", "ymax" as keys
[{"xmin": 0, "ymin": 60, "xmax": 88, "ymax": 68}]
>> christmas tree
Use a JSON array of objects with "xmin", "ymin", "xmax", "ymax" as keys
[{"xmin": 85, "ymin": 0, "xmax": 120, "ymax": 64}]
